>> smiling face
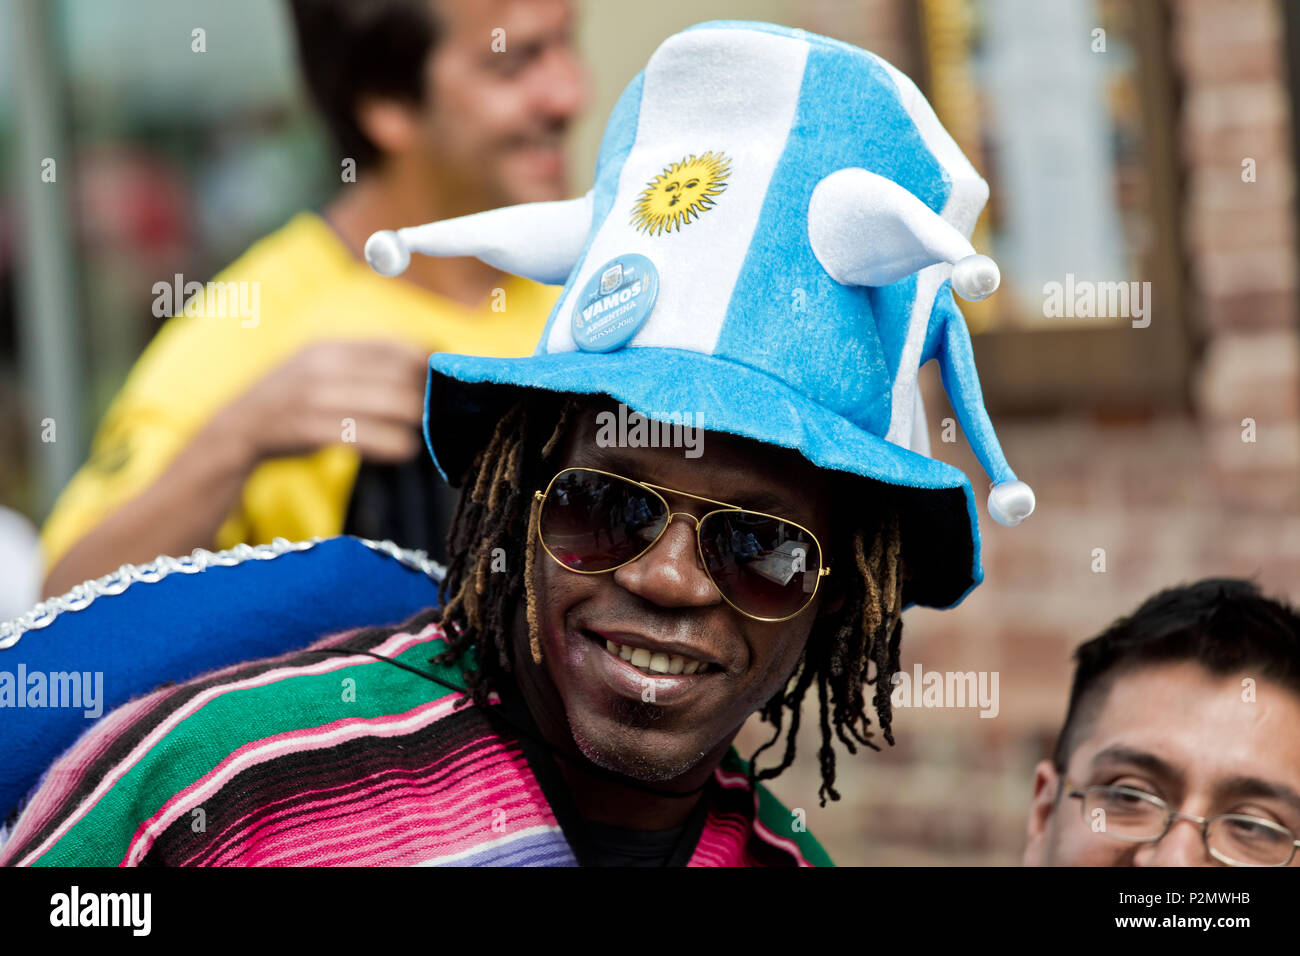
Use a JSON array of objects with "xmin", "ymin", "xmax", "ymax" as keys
[
  {"xmin": 1024, "ymin": 662, "xmax": 1300, "ymax": 867},
  {"xmin": 511, "ymin": 400, "xmax": 837, "ymax": 784},
  {"xmin": 416, "ymin": 0, "xmax": 588, "ymax": 205}
]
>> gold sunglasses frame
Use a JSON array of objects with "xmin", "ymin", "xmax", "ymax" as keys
[{"xmin": 532, "ymin": 466, "xmax": 831, "ymax": 623}]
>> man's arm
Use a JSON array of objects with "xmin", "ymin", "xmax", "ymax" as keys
[
  {"xmin": 42, "ymin": 340, "xmax": 429, "ymax": 598},
  {"xmin": 42, "ymin": 409, "xmax": 256, "ymax": 597}
]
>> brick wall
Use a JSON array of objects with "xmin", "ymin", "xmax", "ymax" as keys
[{"xmin": 735, "ymin": 0, "xmax": 1300, "ymax": 865}]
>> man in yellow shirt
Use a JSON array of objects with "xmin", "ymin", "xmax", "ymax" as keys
[{"xmin": 41, "ymin": 0, "xmax": 588, "ymax": 595}]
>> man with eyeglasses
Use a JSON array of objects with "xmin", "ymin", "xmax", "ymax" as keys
[
  {"xmin": 1023, "ymin": 578, "xmax": 1300, "ymax": 868},
  {"xmin": 2, "ymin": 21, "xmax": 1034, "ymax": 866}
]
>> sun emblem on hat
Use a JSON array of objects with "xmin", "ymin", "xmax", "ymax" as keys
[{"xmin": 630, "ymin": 151, "xmax": 730, "ymax": 236}]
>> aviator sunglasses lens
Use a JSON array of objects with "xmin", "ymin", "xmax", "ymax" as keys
[
  {"xmin": 699, "ymin": 511, "xmax": 820, "ymax": 619},
  {"xmin": 538, "ymin": 469, "xmax": 668, "ymax": 571}
]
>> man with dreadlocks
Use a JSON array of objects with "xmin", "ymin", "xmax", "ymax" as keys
[
  {"xmin": 433, "ymin": 391, "xmax": 914, "ymax": 816},
  {"xmin": 1, "ymin": 21, "xmax": 1032, "ymax": 867}
]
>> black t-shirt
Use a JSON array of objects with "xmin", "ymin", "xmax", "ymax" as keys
[
  {"xmin": 579, "ymin": 818, "xmax": 690, "ymax": 868},
  {"xmin": 343, "ymin": 454, "xmax": 457, "ymax": 566}
]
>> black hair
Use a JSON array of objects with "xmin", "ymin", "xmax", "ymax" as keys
[
  {"xmin": 430, "ymin": 392, "xmax": 911, "ymax": 807},
  {"xmin": 286, "ymin": 0, "xmax": 442, "ymax": 171},
  {"xmin": 1051, "ymin": 577, "xmax": 1300, "ymax": 771}
]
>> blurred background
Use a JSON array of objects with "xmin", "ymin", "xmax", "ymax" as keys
[{"xmin": 2, "ymin": 0, "xmax": 1298, "ymax": 863}]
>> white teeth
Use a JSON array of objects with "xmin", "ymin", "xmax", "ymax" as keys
[{"xmin": 600, "ymin": 639, "xmax": 709, "ymax": 676}]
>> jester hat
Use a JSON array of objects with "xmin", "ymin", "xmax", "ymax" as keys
[{"xmin": 365, "ymin": 20, "xmax": 1034, "ymax": 609}]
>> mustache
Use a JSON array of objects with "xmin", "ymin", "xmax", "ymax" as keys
[
  {"xmin": 502, "ymin": 123, "xmax": 569, "ymax": 151},
  {"xmin": 574, "ymin": 601, "xmax": 719, "ymax": 645}
]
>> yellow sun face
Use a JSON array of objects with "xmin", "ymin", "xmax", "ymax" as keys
[{"xmin": 630, "ymin": 151, "xmax": 731, "ymax": 236}]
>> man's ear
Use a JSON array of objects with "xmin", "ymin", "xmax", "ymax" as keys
[
  {"xmin": 355, "ymin": 96, "xmax": 421, "ymax": 156},
  {"xmin": 1023, "ymin": 759, "xmax": 1061, "ymax": 866}
]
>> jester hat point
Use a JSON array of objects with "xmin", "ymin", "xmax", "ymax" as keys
[{"xmin": 366, "ymin": 20, "xmax": 1034, "ymax": 610}]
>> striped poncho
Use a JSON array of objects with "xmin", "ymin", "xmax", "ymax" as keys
[{"xmin": 1, "ymin": 609, "xmax": 832, "ymax": 867}]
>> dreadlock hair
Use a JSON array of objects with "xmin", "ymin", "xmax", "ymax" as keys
[
  {"xmin": 745, "ymin": 497, "xmax": 908, "ymax": 807},
  {"xmin": 431, "ymin": 393, "xmax": 582, "ymax": 703},
  {"xmin": 431, "ymin": 394, "xmax": 910, "ymax": 807}
]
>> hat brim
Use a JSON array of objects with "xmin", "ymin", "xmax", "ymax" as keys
[{"xmin": 424, "ymin": 347, "xmax": 982, "ymax": 609}]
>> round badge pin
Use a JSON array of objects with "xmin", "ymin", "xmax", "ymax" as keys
[{"xmin": 572, "ymin": 254, "xmax": 659, "ymax": 353}]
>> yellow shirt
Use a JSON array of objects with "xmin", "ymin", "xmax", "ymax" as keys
[{"xmin": 41, "ymin": 211, "xmax": 559, "ymax": 569}]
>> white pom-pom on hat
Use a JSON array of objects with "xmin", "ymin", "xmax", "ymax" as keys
[
  {"xmin": 951, "ymin": 254, "xmax": 1000, "ymax": 302},
  {"xmin": 364, "ymin": 231, "xmax": 411, "ymax": 277},
  {"xmin": 988, "ymin": 480, "xmax": 1035, "ymax": 526}
]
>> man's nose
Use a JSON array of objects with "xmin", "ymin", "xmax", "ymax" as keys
[
  {"xmin": 534, "ymin": 44, "xmax": 590, "ymax": 120},
  {"xmin": 1132, "ymin": 817, "xmax": 1214, "ymax": 867},
  {"xmin": 612, "ymin": 515, "xmax": 721, "ymax": 609}
]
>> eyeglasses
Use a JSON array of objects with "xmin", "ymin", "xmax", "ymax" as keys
[
  {"xmin": 531, "ymin": 467, "xmax": 830, "ymax": 622},
  {"xmin": 1064, "ymin": 779, "xmax": 1300, "ymax": 867}
]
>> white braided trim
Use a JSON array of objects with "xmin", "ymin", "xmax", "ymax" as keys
[{"xmin": 0, "ymin": 536, "xmax": 445, "ymax": 651}]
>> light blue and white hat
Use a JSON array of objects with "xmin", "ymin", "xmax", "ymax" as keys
[{"xmin": 365, "ymin": 20, "xmax": 1034, "ymax": 609}]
